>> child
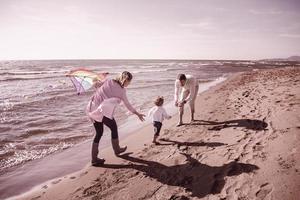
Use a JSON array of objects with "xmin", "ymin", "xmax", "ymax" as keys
[{"xmin": 148, "ymin": 96, "xmax": 171, "ymax": 144}]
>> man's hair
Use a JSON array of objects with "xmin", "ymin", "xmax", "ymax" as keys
[
  {"xmin": 177, "ymin": 74, "xmax": 186, "ymax": 81},
  {"xmin": 154, "ymin": 96, "xmax": 164, "ymax": 106}
]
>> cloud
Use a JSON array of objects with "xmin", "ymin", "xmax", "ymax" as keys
[
  {"xmin": 279, "ymin": 33, "xmax": 300, "ymax": 38},
  {"xmin": 179, "ymin": 21, "xmax": 216, "ymax": 30},
  {"xmin": 249, "ymin": 9, "xmax": 282, "ymax": 15},
  {"xmin": 215, "ymin": 7, "xmax": 229, "ymax": 12}
]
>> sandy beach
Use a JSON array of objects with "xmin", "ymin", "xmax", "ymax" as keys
[{"xmin": 15, "ymin": 67, "xmax": 300, "ymax": 200}]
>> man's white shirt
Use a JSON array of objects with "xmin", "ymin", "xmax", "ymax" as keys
[
  {"xmin": 174, "ymin": 75, "xmax": 199, "ymax": 102},
  {"xmin": 148, "ymin": 106, "xmax": 171, "ymax": 122}
]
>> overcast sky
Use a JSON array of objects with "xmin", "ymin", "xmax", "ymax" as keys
[{"xmin": 0, "ymin": 0, "xmax": 299, "ymax": 60}]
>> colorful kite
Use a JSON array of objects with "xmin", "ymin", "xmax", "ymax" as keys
[{"xmin": 66, "ymin": 68, "xmax": 108, "ymax": 95}]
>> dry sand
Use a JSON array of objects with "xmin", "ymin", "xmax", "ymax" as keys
[{"xmin": 15, "ymin": 67, "xmax": 300, "ymax": 200}]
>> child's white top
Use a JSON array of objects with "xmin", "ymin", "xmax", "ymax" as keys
[{"xmin": 148, "ymin": 106, "xmax": 171, "ymax": 123}]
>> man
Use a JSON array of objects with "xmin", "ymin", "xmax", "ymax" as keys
[{"xmin": 174, "ymin": 74, "xmax": 199, "ymax": 126}]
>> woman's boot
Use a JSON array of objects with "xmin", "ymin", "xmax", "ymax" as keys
[
  {"xmin": 111, "ymin": 139, "xmax": 127, "ymax": 155},
  {"xmin": 91, "ymin": 142, "xmax": 105, "ymax": 166}
]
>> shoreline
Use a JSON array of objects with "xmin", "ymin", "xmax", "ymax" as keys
[{"xmin": 2, "ymin": 75, "xmax": 229, "ymax": 200}]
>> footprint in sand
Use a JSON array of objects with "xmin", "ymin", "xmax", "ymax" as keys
[
  {"xmin": 30, "ymin": 195, "xmax": 41, "ymax": 200},
  {"xmin": 256, "ymin": 183, "xmax": 273, "ymax": 200},
  {"xmin": 142, "ymin": 146, "xmax": 150, "ymax": 153},
  {"xmin": 277, "ymin": 156, "xmax": 296, "ymax": 172},
  {"xmin": 80, "ymin": 171, "xmax": 88, "ymax": 176},
  {"xmin": 253, "ymin": 143, "xmax": 264, "ymax": 152},
  {"xmin": 74, "ymin": 187, "xmax": 84, "ymax": 192},
  {"xmin": 51, "ymin": 179, "xmax": 62, "ymax": 184},
  {"xmin": 213, "ymin": 134, "xmax": 220, "ymax": 137},
  {"xmin": 70, "ymin": 176, "xmax": 77, "ymax": 179},
  {"xmin": 242, "ymin": 91, "xmax": 250, "ymax": 97},
  {"xmin": 178, "ymin": 145, "xmax": 188, "ymax": 152},
  {"xmin": 169, "ymin": 194, "xmax": 190, "ymax": 200},
  {"xmin": 253, "ymin": 151, "xmax": 267, "ymax": 161},
  {"xmin": 42, "ymin": 185, "xmax": 48, "ymax": 189},
  {"xmin": 164, "ymin": 129, "xmax": 170, "ymax": 135}
]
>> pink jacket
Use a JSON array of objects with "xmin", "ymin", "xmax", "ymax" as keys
[
  {"xmin": 88, "ymin": 97, "xmax": 121, "ymax": 122},
  {"xmin": 86, "ymin": 79, "xmax": 136, "ymax": 122}
]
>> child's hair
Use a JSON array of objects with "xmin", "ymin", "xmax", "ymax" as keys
[{"xmin": 154, "ymin": 96, "xmax": 164, "ymax": 106}]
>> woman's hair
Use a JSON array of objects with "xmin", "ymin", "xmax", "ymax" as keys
[
  {"xmin": 154, "ymin": 96, "xmax": 164, "ymax": 106},
  {"xmin": 114, "ymin": 71, "xmax": 133, "ymax": 87}
]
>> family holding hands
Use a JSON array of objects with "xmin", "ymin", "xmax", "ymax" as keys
[{"xmin": 86, "ymin": 71, "xmax": 199, "ymax": 166}]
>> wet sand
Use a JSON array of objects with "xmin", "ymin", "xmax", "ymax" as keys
[{"xmin": 14, "ymin": 67, "xmax": 300, "ymax": 200}]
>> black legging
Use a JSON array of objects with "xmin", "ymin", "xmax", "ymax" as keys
[{"xmin": 93, "ymin": 116, "xmax": 118, "ymax": 143}]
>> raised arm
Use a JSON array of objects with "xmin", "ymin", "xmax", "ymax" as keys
[
  {"xmin": 121, "ymin": 91, "xmax": 137, "ymax": 113},
  {"xmin": 122, "ymin": 91, "xmax": 145, "ymax": 121}
]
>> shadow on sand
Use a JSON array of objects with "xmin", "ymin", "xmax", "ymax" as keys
[
  {"xmin": 156, "ymin": 138, "xmax": 227, "ymax": 147},
  {"xmin": 100, "ymin": 153, "xmax": 259, "ymax": 198},
  {"xmin": 188, "ymin": 119, "xmax": 268, "ymax": 131}
]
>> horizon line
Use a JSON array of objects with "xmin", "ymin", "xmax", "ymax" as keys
[{"xmin": 1, "ymin": 56, "xmax": 298, "ymax": 62}]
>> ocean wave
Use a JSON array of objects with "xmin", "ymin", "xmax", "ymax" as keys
[
  {"xmin": 166, "ymin": 68, "xmax": 184, "ymax": 72},
  {"xmin": 0, "ymin": 100, "xmax": 14, "ymax": 111},
  {"xmin": 129, "ymin": 82, "xmax": 173, "ymax": 90},
  {"xmin": 0, "ymin": 76, "xmax": 61, "ymax": 82},
  {"xmin": 20, "ymin": 129, "xmax": 51, "ymax": 138},
  {"xmin": 0, "ymin": 89, "xmax": 75, "ymax": 111},
  {"xmin": 0, "ymin": 69, "xmax": 70, "ymax": 82},
  {"xmin": 0, "ymin": 126, "xmax": 12, "ymax": 133},
  {"xmin": 20, "ymin": 125, "xmax": 76, "ymax": 139},
  {"xmin": 0, "ymin": 142, "xmax": 75, "ymax": 172},
  {"xmin": 44, "ymin": 135, "xmax": 91, "ymax": 144},
  {"xmin": 24, "ymin": 118, "xmax": 63, "ymax": 128},
  {"xmin": 134, "ymin": 78, "xmax": 212, "ymax": 87},
  {"xmin": 0, "ymin": 134, "xmax": 91, "ymax": 172},
  {"xmin": 234, "ymin": 62, "xmax": 256, "ymax": 65},
  {"xmin": 136, "ymin": 78, "xmax": 177, "ymax": 85},
  {"xmin": 132, "ymin": 68, "xmax": 171, "ymax": 73},
  {"xmin": 130, "ymin": 78, "xmax": 220, "ymax": 90},
  {"xmin": 138, "ymin": 65, "xmax": 160, "ymax": 69},
  {"xmin": 0, "ymin": 70, "xmax": 69, "ymax": 76},
  {"xmin": 0, "ymin": 150, "xmax": 15, "ymax": 159}
]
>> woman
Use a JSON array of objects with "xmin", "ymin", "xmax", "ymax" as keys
[{"xmin": 87, "ymin": 71, "xmax": 145, "ymax": 166}]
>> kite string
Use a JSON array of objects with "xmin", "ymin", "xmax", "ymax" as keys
[{"xmin": 78, "ymin": 76, "xmax": 86, "ymax": 94}]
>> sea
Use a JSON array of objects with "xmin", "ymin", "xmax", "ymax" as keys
[{"xmin": 0, "ymin": 59, "xmax": 299, "ymax": 199}]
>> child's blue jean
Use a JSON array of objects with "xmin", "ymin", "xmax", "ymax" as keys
[{"xmin": 153, "ymin": 121, "xmax": 162, "ymax": 136}]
